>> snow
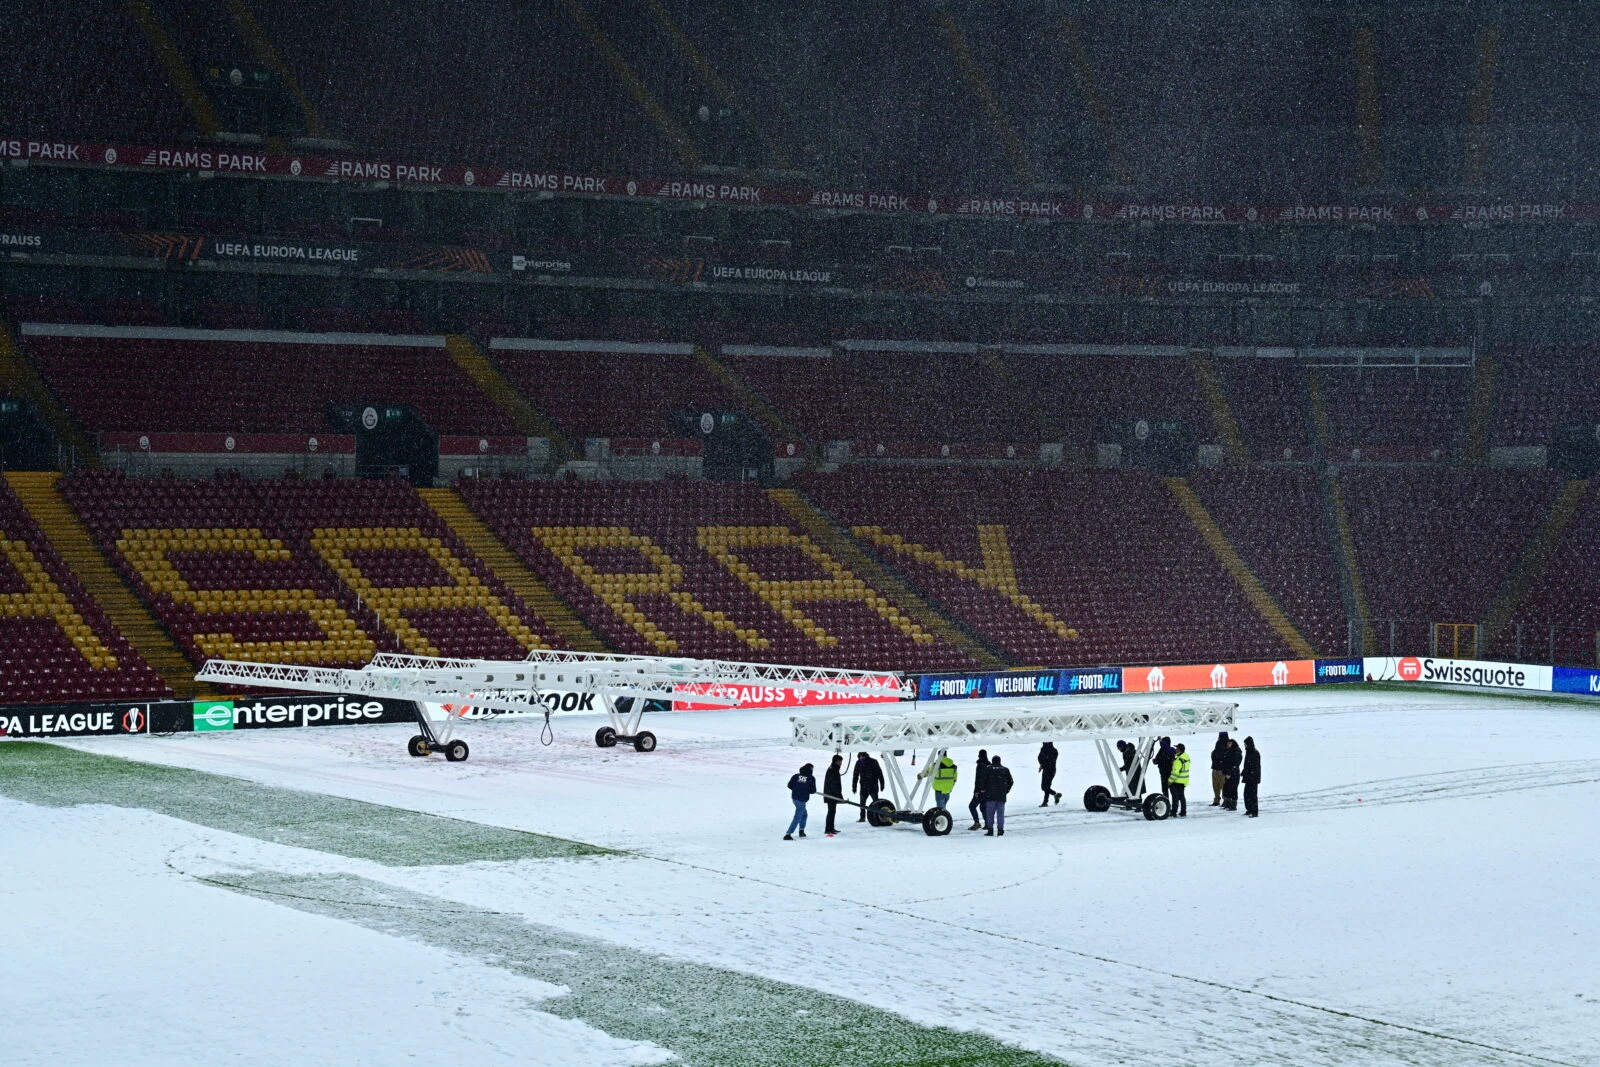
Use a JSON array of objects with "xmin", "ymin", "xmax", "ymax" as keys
[{"xmin": 7, "ymin": 685, "xmax": 1600, "ymax": 1065}]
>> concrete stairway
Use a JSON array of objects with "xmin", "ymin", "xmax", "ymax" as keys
[
  {"xmin": 418, "ymin": 487, "xmax": 609, "ymax": 652},
  {"xmin": 443, "ymin": 334, "xmax": 574, "ymax": 461},
  {"xmin": 767, "ymin": 487, "xmax": 1005, "ymax": 668},
  {"xmin": 1190, "ymin": 354, "xmax": 1248, "ymax": 462},
  {"xmin": 1165, "ymin": 476, "xmax": 1317, "ymax": 658},
  {"xmin": 1324, "ymin": 471, "xmax": 1377, "ymax": 654},
  {"xmin": 5, "ymin": 471, "xmax": 202, "ymax": 697}
]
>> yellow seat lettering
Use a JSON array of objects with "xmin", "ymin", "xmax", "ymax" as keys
[
  {"xmin": 117, "ymin": 527, "xmax": 376, "ymax": 664},
  {"xmin": 851, "ymin": 524, "xmax": 1078, "ymax": 640},
  {"xmin": 698, "ymin": 525, "xmax": 933, "ymax": 647},
  {"xmin": 0, "ymin": 532, "xmax": 119, "ymax": 668},
  {"xmin": 532, "ymin": 526, "xmax": 742, "ymax": 652}
]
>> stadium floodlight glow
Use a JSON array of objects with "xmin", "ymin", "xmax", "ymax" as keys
[
  {"xmin": 789, "ymin": 698, "xmax": 1237, "ymax": 836},
  {"xmin": 196, "ymin": 651, "xmax": 905, "ymax": 762}
]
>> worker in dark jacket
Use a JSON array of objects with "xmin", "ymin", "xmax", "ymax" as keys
[
  {"xmin": 983, "ymin": 755, "xmax": 1014, "ymax": 835},
  {"xmin": 968, "ymin": 748, "xmax": 990, "ymax": 830},
  {"xmin": 1222, "ymin": 739, "xmax": 1243, "ymax": 810},
  {"xmin": 1037, "ymin": 741, "xmax": 1062, "ymax": 806},
  {"xmin": 1241, "ymin": 736, "xmax": 1261, "ymax": 817},
  {"xmin": 852, "ymin": 752, "xmax": 883, "ymax": 822},
  {"xmin": 823, "ymin": 754, "xmax": 846, "ymax": 836},
  {"xmin": 1117, "ymin": 740, "xmax": 1143, "ymax": 794},
  {"xmin": 1210, "ymin": 731, "xmax": 1230, "ymax": 806},
  {"xmin": 784, "ymin": 763, "xmax": 816, "ymax": 840},
  {"xmin": 1154, "ymin": 737, "xmax": 1176, "ymax": 801}
]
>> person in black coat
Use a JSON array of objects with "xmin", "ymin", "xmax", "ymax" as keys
[
  {"xmin": 1221, "ymin": 739, "xmax": 1242, "ymax": 810},
  {"xmin": 823, "ymin": 754, "xmax": 846, "ymax": 836},
  {"xmin": 983, "ymin": 755, "xmax": 1014, "ymax": 835},
  {"xmin": 968, "ymin": 748, "xmax": 990, "ymax": 830},
  {"xmin": 1241, "ymin": 736, "xmax": 1261, "ymax": 817},
  {"xmin": 784, "ymin": 763, "xmax": 816, "ymax": 840},
  {"xmin": 1116, "ymin": 740, "xmax": 1143, "ymax": 794},
  {"xmin": 852, "ymin": 752, "xmax": 883, "ymax": 822},
  {"xmin": 1153, "ymin": 737, "xmax": 1176, "ymax": 800},
  {"xmin": 1037, "ymin": 741, "xmax": 1062, "ymax": 806}
]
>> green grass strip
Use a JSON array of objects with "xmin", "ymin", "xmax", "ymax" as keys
[
  {"xmin": 216, "ymin": 870, "xmax": 1067, "ymax": 1067},
  {"xmin": 0, "ymin": 741, "xmax": 611, "ymax": 865}
]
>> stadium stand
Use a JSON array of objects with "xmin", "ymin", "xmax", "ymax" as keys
[
  {"xmin": 994, "ymin": 353, "xmax": 1216, "ymax": 450},
  {"xmin": 1500, "ymin": 482, "xmax": 1600, "ymax": 664},
  {"xmin": 456, "ymin": 477, "xmax": 980, "ymax": 672},
  {"xmin": 1318, "ymin": 368, "xmax": 1473, "ymax": 459},
  {"xmin": 1491, "ymin": 346, "xmax": 1600, "ymax": 446},
  {"xmin": 18, "ymin": 325, "xmax": 516, "ymax": 436},
  {"xmin": 61, "ymin": 469, "xmax": 569, "ymax": 668},
  {"xmin": 796, "ymin": 467, "xmax": 1290, "ymax": 667},
  {"xmin": 1, "ymin": 1, "xmax": 193, "ymax": 143},
  {"xmin": 1214, "ymin": 359, "xmax": 1313, "ymax": 461},
  {"xmin": 489, "ymin": 339, "xmax": 744, "ymax": 440},
  {"xmin": 0, "ymin": 478, "xmax": 170, "ymax": 704},
  {"xmin": 1339, "ymin": 466, "xmax": 1564, "ymax": 653},
  {"xmin": 1186, "ymin": 466, "xmax": 1347, "ymax": 656},
  {"xmin": 247, "ymin": 0, "xmax": 675, "ymax": 171}
]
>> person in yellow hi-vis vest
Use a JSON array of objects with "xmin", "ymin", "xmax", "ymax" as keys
[
  {"xmin": 918, "ymin": 751, "xmax": 959, "ymax": 809},
  {"xmin": 1169, "ymin": 743, "xmax": 1191, "ymax": 818}
]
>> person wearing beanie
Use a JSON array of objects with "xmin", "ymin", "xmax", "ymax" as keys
[
  {"xmin": 1222, "ymin": 738, "xmax": 1243, "ymax": 810},
  {"xmin": 1210, "ymin": 730, "xmax": 1230, "ymax": 806},
  {"xmin": 968, "ymin": 748, "xmax": 991, "ymax": 830},
  {"xmin": 1154, "ymin": 737, "xmax": 1177, "ymax": 802},
  {"xmin": 785, "ymin": 762, "xmax": 817, "ymax": 840},
  {"xmin": 1242, "ymin": 736, "xmax": 1262, "ymax": 817},
  {"xmin": 1037, "ymin": 741, "xmax": 1063, "ymax": 806},
  {"xmin": 852, "ymin": 751, "xmax": 883, "ymax": 822},
  {"xmin": 1116, "ymin": 740, "xmax": 1143, "ymax": 794},
  {"xmin": 983, "ymin": 755, "xmax": 1014, "ymax": 836},
  {"xmin": 823, "ymin": 754, "xmax": 846, "ymax": 836}
]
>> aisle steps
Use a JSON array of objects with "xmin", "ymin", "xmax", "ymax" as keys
[
  {"xmin": 419, "ymin": 487, "xmax": 609, "ymax": 653},
  {"xmin": 1165, "ymin": 476, "xmax": 1316, "ymax": 658},
  {"xmin": 767, "ymin": 487, "xmax": 1004, "ymax": 668},
  {"xmin": 5, "ymin": 471, "xmax": 201, "ymax": 697}
]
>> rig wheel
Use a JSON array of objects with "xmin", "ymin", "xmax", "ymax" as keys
[
  {"xmin": 444, "ymin": 739, "xmax": 470, "ymax": 763},
  {"xmin": 633, "ymin": 731, "xmax": 657, "ymax": 752},
  {"xmin": 866, "ymin": 799, "xmax": 897, "ymax": 827},
  {"xmin": 407, "ymin": 735, "xmax": 431, "ymax": 758},
  {"xmin": 922, "ymin": 808, "xmax": 954, "ymax": 836},
  {"xmin": 1142, "ymin": 793, "xmax": 1170, "ymax": 821},
  {"xmin": 1083, "ymin": 785, "xmax": 1112, "ymax": 812},
  {"xmin": 595, "ymin": 726, "xmax": 618, "ymax": 748}
]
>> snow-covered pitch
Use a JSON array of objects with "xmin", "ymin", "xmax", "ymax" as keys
[{"xmin": 4, "ymin": 685, "xmax": 1597, "ymax": 1066}]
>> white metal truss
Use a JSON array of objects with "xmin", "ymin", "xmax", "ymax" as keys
[
  {"xmin": 792, "ymin": 697, "xmax": 1237, "ymax": 832},
  {"xmin": 790, "ymin": 699, "xmax": 1236, "ymax": 752},
  {"xmin": 195, "ymin": 651, "xmax": 906, "ymax": 759}
]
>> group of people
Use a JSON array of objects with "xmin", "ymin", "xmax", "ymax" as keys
[
  {"xmin": 1119, "ymin": 732, "xmax": 1261, "ymax": 817},
  {"xmin": 783, "ymin": 733, "xmax": 1261, "ymax": 838}
]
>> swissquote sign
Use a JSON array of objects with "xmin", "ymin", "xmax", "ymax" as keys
[{"xmin": 1364, "ymin": 657, "xmax": 1554, "ymax": 692}]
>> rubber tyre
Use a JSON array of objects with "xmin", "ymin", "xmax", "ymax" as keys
[
  {"xmin": 445, "ymin": 739, "xmax": 470, "ymax": 763},
  {"xmin": 407, "ymin": 735, "xmax": 430, "ymax": 758},
  {"xmin": 866, "ymin": 799, "xmax": 896, "ymax": 827},
  {"xmin": 1083, "ymin": 785, "xmax": 1112, "ymax": 813},
  {"xmin": 922, "ymin": 808, "xmax": 954, "ymax": 836},
  {"xmin": 1142, "ymin": 793, "xmax": 1170, "ymax": 821},
  {"xmin": 595, "ymin": 726, "xmax": 618, "ymax": 748},
  {"xmin": 632, "ymin": 731, "xmax": 657, "ymax": 752}
]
